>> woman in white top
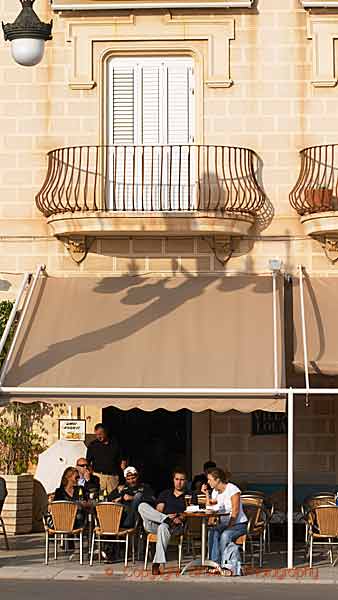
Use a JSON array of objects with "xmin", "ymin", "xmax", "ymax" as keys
[{"xmin": 205, "ymin": 467, "xmax": 247, "ymax": 575}]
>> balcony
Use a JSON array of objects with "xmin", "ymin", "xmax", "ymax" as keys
[
  {"xmin": 36, "ymin": 145, "xmax": 266, "ymax": 239},
  {"xmin": 290, "ymin": 144, "xmax": 338, "ymax": 238}
]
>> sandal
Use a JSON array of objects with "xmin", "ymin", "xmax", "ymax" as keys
[
  {"xmin": 207, "ymin": 567, "xmax": 221, "ymax": 575},
  {"xmin": 221, "ymin": 567, "xmax": 234, "ymax": 577}
]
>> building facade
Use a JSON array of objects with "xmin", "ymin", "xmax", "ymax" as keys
[{"xmin": 1, "ymin": 0, "xmax": 338, "ymax": 492}]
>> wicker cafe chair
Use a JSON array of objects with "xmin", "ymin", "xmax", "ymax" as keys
[
  {"xmin": 90, "ymin": 503, "xmax": 137, "ymax": 567},
  {"xmin": 306, "ymin": 504, "xmax": 338, "ymax": 567},
  {"xmin": 241, "ymin": 491, "xmax": 265, "ymax": 499},
  {"xmin": 242, "ymin": 497, "xmax": 266, "ymax": 567},
  {"xmin": 44, "ymin": 501, "xmax": 84, "ymax": 565},
  {"xmin": 144, "ymin": 530, "xmax": 184, "ymax": 571},
  {"xmin": 302, "ymin": 494, "xmax": 336, "ymax": 543},
  {"xmin": 241, "ymin": 493, "xmax": 274, "ymax": 552}
]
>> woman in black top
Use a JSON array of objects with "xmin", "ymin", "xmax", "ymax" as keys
[{"xmin": 54, "ymin": 467, "xmax": 88, "ymax": 528}]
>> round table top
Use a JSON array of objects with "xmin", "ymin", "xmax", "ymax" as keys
[{"xmin": 183, "ymin": 510, "xmax": 229, "ymax": 518}]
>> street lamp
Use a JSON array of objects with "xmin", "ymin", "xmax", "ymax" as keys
[{"xmin": 2, "ymin": 1, "xmax": 52, "ymax": 67}]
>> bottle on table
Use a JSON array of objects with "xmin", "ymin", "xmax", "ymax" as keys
[{"xmin": 103, "ymin": 489, "xmax": 108, "ymax": 502}]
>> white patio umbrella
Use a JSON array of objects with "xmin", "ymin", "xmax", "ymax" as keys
[{"xmin": 35, "ymin": 439, "xmax": 87, "ymax": 494}]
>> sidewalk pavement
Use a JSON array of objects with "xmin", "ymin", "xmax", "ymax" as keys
[{"xmin": 1, "ymin": 534, "xmax": 338, "ymax": 584}]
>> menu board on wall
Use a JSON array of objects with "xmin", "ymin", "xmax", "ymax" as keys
[
  {"xmin": 252, "ymin": 411, "xmax": 287, "ymax": 436},
  {"xmin": 58, "ymin": 419, "xmax": 86, "ymax": 441}
]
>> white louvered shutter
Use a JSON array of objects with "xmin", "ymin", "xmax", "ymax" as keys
[
  {"xmin": 107, "ymin": 66, "xmax": 135, "ymax": 209},
  {"xmin": 108, "ymin": 57, "xmax": 194, "ymax": 211},
  {"xmin": 166, "ymin": 62, "xmax": 194, "ymax": 209},
  {"xmin": 139, "ymin": 65, "xmax": 162, "ymax": 209},
  {"xmin": 111, "ymin": 67, "xmax": 135, "ymax": 145}
]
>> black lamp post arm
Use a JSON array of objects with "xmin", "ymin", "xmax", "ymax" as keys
[{"xmin": 2, "ymin": 0, "xmax": 52, "ymax": 42}]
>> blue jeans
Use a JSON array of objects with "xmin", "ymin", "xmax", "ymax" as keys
[
  {"xmin": 208, "ymin": 521, "xmax": 247, "ymax": 568},
  {"xmin": 122, "ymin": 492, "xmax": 143, "ymax": 528}
]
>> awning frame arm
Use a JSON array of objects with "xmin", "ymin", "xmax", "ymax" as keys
[
  {"xmin": 272, "ymin": 270, "xmax": 279, "ymax": 391},
  {"xmin": 0, "ymin": 265, "xmax": 46, "ymax": 386},
  {"xmin": 298, "ymin": 264, "xmax": 310, "ymax": 394},
  {"xmin": 0, "ymin": 272, "xmax": 31, "ymax": 361}
]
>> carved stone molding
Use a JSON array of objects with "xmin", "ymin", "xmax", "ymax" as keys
[
  {"xmin": 302, "ymin": 1, "xmax": 338, "ymax": 7},
  {"xmin": 53, "ymin": 0, "xmax": 253, "ymax": 10},
  {"xmin": 306, "ymin": 13, "xmax": 338, "ymax": 87},
  {"xmin": 66, "ymin": 14, "xmax": 235, "ymax": 89}
]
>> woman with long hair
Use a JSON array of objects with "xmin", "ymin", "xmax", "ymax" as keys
[
  {"xmin": 54, "ymin": 467, "xmax": 85, "ymax": 501},
  {"xmin": 206, "ymin": 467, "xmax": 247, "ymax": 576},
  {"xmin": 54, "ymin": 467, "xmax": 88, "ymax": 530}
]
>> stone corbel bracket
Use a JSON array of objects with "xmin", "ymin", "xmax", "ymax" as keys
[
  {"xmin": 306, "ymin": 12, "xmax": 338, "ymax": 87},
  {"xmin": 64, "ymin": 235, "xmax": 92, "ymax": 263},
  {"xmin": 66, "ymin": 14, "xmax": 235, "ymax": 89},
  {"xmin": 321, "ymin": 235, "xmax": 338, "ymax": 264}
]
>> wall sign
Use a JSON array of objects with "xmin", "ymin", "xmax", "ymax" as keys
[
  {"xmin": 59, "ymin": 419, "xmax": 86, "ymax": 441},
  {"xmin": 252, "ymin": 411, "xmax": 287, "ymax": 436}
]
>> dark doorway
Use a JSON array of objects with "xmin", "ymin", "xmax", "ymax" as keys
[{"xmin": 102, "ymin": 408, "xmax": 192, "ymax": 494}]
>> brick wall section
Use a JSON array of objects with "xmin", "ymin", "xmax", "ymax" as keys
[{"xmin": 210, "ymin": 398, "xmax": 336, "ymax": 485}]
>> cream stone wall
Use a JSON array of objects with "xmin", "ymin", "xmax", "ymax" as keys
[
  {"xmin": 192, "ymin": 398, "xmax": 337, "ymax": 488},
  {"xmin": 1, "ymin": 0, "xmax": 338, "ymax": 473},
  {"xmin": 1, "ymin": 0, "xmax": 338, "ymax": 290}
]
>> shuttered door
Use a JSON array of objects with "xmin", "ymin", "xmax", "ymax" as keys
[
  {"xmin": 166, "ymin": 64, "xmax": 194, "ymax": 209},
  {"xmin": 108, "ymin": 66, "xmax": 135, "ymax": 209},
  {"xmin": 107, "ymin": 57, "xmax": 194, "ymax": 210}
]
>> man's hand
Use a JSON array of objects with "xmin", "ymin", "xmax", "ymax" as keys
[{"xmin": 123, "ymin": 494, "xmax": 134, "ymax": 502}]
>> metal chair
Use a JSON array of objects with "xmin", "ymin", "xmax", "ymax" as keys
[
  {"xmin": 90, "ymin": 502, "xmax": 137, "ymax": 567},
  {"xmin": 302, "ymin": 494, "xmax": 335, "ymax": 543},
  {"xmin": 186, "ymin": 516, "xmax": 202, "ymax": 558},
  {"xmin": 242, "ymin": 498, "xmax": 266, "ymax": 567},
  {"xmin": 144, "ymin": 530, "xmax": 184, "ymax": 571},
  {"xmin": 44, "ymin": 501, "xmax": 84, "ymax": 565},
  {"xmin": 0, "ymin": 480, "xmax": 9, "ymax": 551},
  {"xmin": 306, "ymin": 504, "xmax": 338, "ymax": 567},
  {"xmin": 241, "ymin": 491, "xmax": 265, "ymax": 499}
]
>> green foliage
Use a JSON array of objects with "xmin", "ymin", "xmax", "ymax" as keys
[
  {"xmin": 0, "ymin": 300, "xmax": 14, "ymax": 367},
  {"xmin": 0, "ymin": 300, "xmax": 53, "ymax": 475}
]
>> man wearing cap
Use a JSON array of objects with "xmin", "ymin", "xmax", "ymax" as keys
[{"xmin": 109, "ymin": 466, "xmax": 155, "ymax": 528}]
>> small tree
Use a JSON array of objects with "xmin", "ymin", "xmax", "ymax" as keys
[{"xmin": 0, "ymin": 300, "xmax": 53, "ymax": 475}]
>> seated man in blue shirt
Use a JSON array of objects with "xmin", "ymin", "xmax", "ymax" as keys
[{"xmin": 138, "ymin": 468, "xmax": 187, "ymax": 575}]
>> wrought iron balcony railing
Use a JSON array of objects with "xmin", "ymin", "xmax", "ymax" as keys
[
  {"xmin": 290, "ymin": 144, "xmax": 338, "ymax": 216},
  {"xmin": 36, "ymin": 145, "xmax": 265, "ymax": 219}
]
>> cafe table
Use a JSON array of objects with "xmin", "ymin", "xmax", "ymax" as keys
[{"xmin": 180, "ymin": 509, "xmax": 229, "ymax": 575}]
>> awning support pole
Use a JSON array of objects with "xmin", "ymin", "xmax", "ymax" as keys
[
  {"xmin": 298, "ymin": 265, "xmax": 310, "ymax": 392},
  {"xmin": 287, "ymin": 387, "xmax": 294, "ymax": 569},
  {"xmin": 0, "ymin": 265, "xmax": 45, "ymax": 386},
  {"xmin": 0, "ymin": 272, "xmax": 31, "ymax": 359},
  {"xmin": 272, "ymin": 270, "xmax": 279, "ymax": 390}
]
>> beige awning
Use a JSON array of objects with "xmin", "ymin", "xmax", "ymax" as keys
[
  {"xmin": 293, "ymin": 276, "xmax": 338, "ymax": 376},
  {"xmin": 2, "ymin": 275, "xmax": 285, "ymax": 412}
]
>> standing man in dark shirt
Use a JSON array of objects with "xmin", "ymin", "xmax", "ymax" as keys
[
  {"xmin": 86, "ymin": 423, "xmax": 120, "ymax": 494},
  {"xmin": 138, "ymin": 468, "xmax": 187, "ymax": 575}
]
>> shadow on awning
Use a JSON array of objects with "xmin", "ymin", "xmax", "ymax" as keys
[{"xmin": 1, "ymin": 274, "xmax": 285, "ymax": 412}]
